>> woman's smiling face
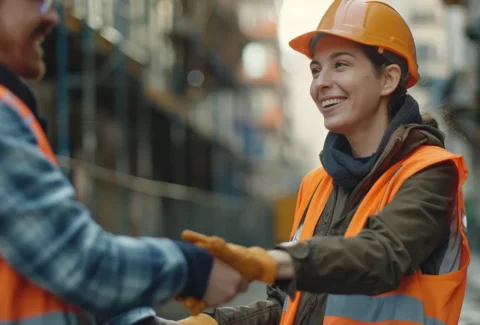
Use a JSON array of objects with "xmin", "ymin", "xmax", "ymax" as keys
[{"xmin": 309, "ymin": 35, "xmax": 387, "ymax": 135}]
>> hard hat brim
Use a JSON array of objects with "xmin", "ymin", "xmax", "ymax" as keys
[{"xmin": 288, "ymin": 30, "xmax": 420, "ymax": 88}]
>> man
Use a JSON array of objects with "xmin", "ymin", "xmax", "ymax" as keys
[{"xmin": 0, "ymin": 1, "xmax": 247, "ymax": 324}]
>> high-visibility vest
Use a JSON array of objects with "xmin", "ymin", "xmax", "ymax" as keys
[
  {"xmin": 0, "ymin": 85, "xmax": 87, "ymax": 324},
  {"xmin": 280, "ymin": 145, "xmax": 469, "ymax": 325}
]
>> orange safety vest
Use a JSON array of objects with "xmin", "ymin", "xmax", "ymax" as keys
[
  {"xmin": 0, "ymin": 85, "xmax": 87, "ymax": 324},
  {"xmin": 280, "ymin": 145, "xmax": 469, "ymax": 325}
]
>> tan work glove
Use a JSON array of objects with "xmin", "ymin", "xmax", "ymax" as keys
[
  {"xmin": 182, "ymin": 230, "xmax": 277, "ymax": 283},
  {"xmin": 180, "ymin": 230, "xmax": 277, "ymax": 316},
  {"xmin": 177, "ymin": 313, "xmax": 218, "ymax": 325}
]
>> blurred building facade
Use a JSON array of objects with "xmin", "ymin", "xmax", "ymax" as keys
[
  {"xmin": 27, "ymin": 0, "xmax": 309, "ymax": 248},
  {"xmin": 235, "ymin": 0, "xmax": 306, "ymax": 198}
]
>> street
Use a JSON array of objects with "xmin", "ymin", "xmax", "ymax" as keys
[
  {"xmin": 460, "ymin": 286, "xmax": 480, "ymax": 325},
  {"xmin": 460, "ymin": 252, "xmax": 480, "ymax": 324}
]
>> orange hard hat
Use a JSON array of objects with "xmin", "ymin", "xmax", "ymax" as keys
[{"xmin": 289, "ymin": 0, "xmax": 420, "ymax": 88}]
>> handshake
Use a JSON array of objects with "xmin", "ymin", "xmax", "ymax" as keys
[{"xmin": 178, "ymin": 230, "xmax": 294, "ymax": 316}]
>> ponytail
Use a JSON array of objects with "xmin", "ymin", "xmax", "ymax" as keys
[{"xmin": 421, "ymin": 112, "xmax": 439, "ymax": 129}]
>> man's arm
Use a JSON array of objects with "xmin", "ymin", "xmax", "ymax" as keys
[{"xmin": 0, "ymin": 102, "xmax": 213, "ymax": 318}]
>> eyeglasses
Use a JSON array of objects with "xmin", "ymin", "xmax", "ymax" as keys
[{"xmin": 40, "ymin": 0, "xmax": 53, "ymax": 14}]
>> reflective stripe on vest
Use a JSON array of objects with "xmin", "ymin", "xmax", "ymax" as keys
[
  {"xmin": 325, "ymin": 294, "xmax": 446, "ymax": 325},
  {"xmin": 0, "ymin": 85, "xmax": 86, "ymax": 325},
  {"xmin": 280, "ymin": 145, "xmax": 469, "ymax": 325}
]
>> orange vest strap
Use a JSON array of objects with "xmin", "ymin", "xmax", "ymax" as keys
[
  {"xmin": 289, "ymin": 168, "xmax": 332, "ymax": 241},
  {"xmin": 289, "ymin": 181, "xmax": 320, "ymax": 241},
  {"xmin": 289, "ymin": 168, "xmax": 326, "ymax": 239},
  {"xmin": 0, "ymin": 85, "xmax": 58, "ymax": 165}
]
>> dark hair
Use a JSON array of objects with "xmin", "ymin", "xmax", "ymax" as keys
[
  {"xmin": 420, "ymin": 112, "xmax": 439, "ymax": 129},
  {"xmin": 361, "ymin": 45, "xmax": 439, "ymax": 128}
]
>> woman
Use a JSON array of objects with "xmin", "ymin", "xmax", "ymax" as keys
[{"xmin": 177, "ymin": 0, "xmax": 470, "ymax": 324}]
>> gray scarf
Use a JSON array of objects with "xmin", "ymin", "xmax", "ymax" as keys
[{"xmin": 320, "ymin": 95, "xmax": 422, "ymax": 189}]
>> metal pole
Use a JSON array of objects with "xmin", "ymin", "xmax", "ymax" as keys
[
  {"xmin": 169, "ymin": 117, "xmax": 188, "ymax": 232},
  {"xmin": 115, "ymin": 0, "xmax": 130, "ymax": 234},
  {"xmin": 82, "ymin": 0, "xmax": 97, "ymax": 211},
  {"xmin": 56, "ymin": 2, "xmax": 70, "ymax": 172},
  {"xmin": 169, "ymin": 0, "xmax": 188, "ymax": 236},
  {"xmin": 212, "ymin": 91, "xmax": 222, "ymax": 193},
  {"xmin": 212, "ymin": 89, "xmax": 230, "ymax": 238},
  {"xmin": 137, "ymin": 0, "xmax": 156, "ymax": 236}
]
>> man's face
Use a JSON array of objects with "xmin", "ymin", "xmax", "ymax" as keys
[{"xmin": 0, "ymin": 0, "xmax": 58, "ymax": 80}]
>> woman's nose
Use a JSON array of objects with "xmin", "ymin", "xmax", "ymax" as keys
[{"xmin": 314, "ymin": 70, "xmax": 333, "ymax": 91}]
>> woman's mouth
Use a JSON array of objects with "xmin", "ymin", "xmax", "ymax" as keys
[{"xmin": 321, "ymin": 98, "xmax": 346, "ymax": 111}]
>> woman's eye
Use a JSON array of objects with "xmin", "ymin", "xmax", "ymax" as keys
[
  {"xmin": 335, "ymin": 62, "xmax": 347, "ymax": 68},
  {"xmin": 311, "ymin": 68, "xmax": 321, "ymax": 76}
]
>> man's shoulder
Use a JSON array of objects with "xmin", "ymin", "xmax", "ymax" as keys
[
  {"xmin": 0, "ymin": 102, "xmax": 40, "ymax": 157},
  {"xmin": 301, "ymin": 167, "xmax": 327, "ymax": 186}
]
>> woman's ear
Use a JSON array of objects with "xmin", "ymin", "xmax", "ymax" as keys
[{"xmin": 380, "ymin": 64, "xmax": 402, "ymax": 97}]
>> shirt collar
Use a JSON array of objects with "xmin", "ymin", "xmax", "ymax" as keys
[
  {"xmin": 0, "ymin": 63, "xmax": 40, "ymax": 117},
  {"xmin": 0, "ymin": 64, "xmax": 48, "ymax": 132}
]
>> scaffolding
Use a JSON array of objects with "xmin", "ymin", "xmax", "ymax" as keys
[{"xmin": 51, "ymin": 0, "xmax": 275, "ymax": 247}]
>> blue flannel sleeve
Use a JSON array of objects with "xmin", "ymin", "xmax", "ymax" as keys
[
  {"xmin": 0, "ymin": 102, "xmax": 213, "ymax": 319},
  {"xmin": 102, "ymin": 307, "xmax": 156, "ymax": 325}
]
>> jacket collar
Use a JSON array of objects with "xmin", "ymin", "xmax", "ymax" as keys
[
  {"xmin": 0, "ymin": 63, "xmax": 48, "ymax": 132},
  {"xmin": 0, "ymin": 63, "xmax": 39, "ymax": 118}
]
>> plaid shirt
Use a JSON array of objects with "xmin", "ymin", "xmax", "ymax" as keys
[{"xmin": 0, "ymin": 98, "xmax": 192, "ymax": 324}]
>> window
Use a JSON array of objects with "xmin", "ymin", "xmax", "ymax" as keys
[{"xmin": 416, "ymin": 44, "xmax": 437, "ymax": 62}]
